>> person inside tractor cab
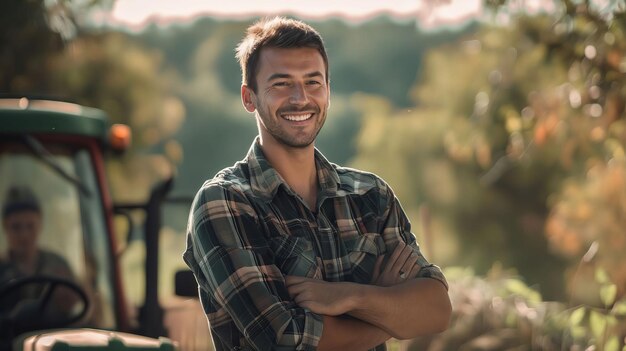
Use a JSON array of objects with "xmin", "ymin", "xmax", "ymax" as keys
[
  {"xmin": 0, "ymin": 185, "xmax": 74, "ymax": 283},
  {"xmin": 0, "ymin": 185, "xmax": 82, "ymax": 322}
]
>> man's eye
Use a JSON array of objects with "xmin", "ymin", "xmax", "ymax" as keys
[
  {"xmin": 306, "ymin": 80, "xmax": 321, "ymax": 85},
  {"xmin": 273, "ymin": 81, "xmax": 288, "ymax": 87}
]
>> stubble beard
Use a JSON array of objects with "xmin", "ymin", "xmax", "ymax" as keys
[{"xmin": 256, "ymin": 104, "xmax": 326, "ymax": 149}]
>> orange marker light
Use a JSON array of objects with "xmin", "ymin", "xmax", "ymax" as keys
[{"xmin": 109, "ymin": 124, "xmax": 132, "ymax": 151}]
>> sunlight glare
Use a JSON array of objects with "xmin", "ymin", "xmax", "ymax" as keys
[{"xmin": 108, "ymin": 0, "xmax": 483, "ymax": 30}]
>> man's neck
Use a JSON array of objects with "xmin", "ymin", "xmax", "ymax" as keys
[{"xmin": 259, "ymin": 138, "xmax": 318, "ymax": 210}]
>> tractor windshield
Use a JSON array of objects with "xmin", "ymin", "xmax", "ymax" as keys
[{"xmin": 0, "ymin": 140, "xmax": 116, "ymax": 329}]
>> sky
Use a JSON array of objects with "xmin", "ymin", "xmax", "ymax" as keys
[{"xmin": 99, "ymin": 0, "xmax": 485, "ymax": 31}]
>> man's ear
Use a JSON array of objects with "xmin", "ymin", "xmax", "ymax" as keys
[
  {"xmin": 241, "ymin": 85, "xmax": 256, "ymax": 113},
  {"xmin": 326, "ymin": 82, "xmax": 331, "ymax": 110}
]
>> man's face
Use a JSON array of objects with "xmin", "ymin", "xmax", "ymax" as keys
[
  {"xmin": 243, "ymin": 47, "xmax": 330, "ymax": 149},
  {"xmin": 3, "ymin": 210, "xmax": 41, "ymax": 256}
]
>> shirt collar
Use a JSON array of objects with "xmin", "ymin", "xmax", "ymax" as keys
[{"xmin": 245, "ymin": 137, "xmax": 340, "ymax": 202}]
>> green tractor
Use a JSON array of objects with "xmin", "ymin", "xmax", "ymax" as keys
[{"xmin": 0, "ymin": 98, "xmax": 199, "ymax": 351}]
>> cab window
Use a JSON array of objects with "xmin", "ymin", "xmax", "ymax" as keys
[{"xmin": 0, "ymin": 140, "xmax": 116, "ymax": 329}]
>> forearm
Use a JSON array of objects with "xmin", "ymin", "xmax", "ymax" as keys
[
  {"xmin": 287, "ymin": 275, "xmax": 451, "ymax": 340},
  {"xmin": 318, "ymin": 315, "xmax": 390, "ymax": 351},
  {"xmin": 349, "ymin": 278, "xmax": 451, "ymax": 339}
]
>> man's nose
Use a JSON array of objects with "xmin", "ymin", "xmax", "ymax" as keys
[{"xmin": 288, "ymin": 83, "xmax": 309, "ymax": 105}]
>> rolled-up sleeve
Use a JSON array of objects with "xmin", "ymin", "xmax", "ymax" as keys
[{"xmin": 183, "ymin": 183, "xmax": 323, "ymax": 351}]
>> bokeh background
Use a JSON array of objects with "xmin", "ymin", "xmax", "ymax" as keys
[{"xmin": 2, "ymin": 0, "xmax": 626, "ymax": 349}]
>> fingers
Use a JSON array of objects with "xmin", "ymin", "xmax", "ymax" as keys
[
  {"xmin": 383, "ymin": 241, "xmax": 406, "ymax": 275},
  {"xmin": 384, "ymin": 241, "xmax": 412, "ymax": 276},
  {"xmin": 285, "ymin": 278, "xmax": 352, "ymax": 316},
  {"xmin": 291, "ymin": 288, "xmax": 323, "ymax": 314},
  {"xmin": 400, "ymin": 251, "xmax": 419, "ymax": 278},
  {"xmin": 370, "ymin": 255, "xmax": 384, "ymax": 284},
  {"xmin": 285, "ymin": 275, "xmax": 310, "ymax": 299},
  {"xmin": 390, "ymin": 243, "xmax": 413, "ymax": 275},
  {"xmin": 291, "ymin": 288, "xmax": 311, "ymax": 304},
  {"xmin": 285, "ymin": 275, "xmax": 311, "ymax": 297},
  {"xmin": 406, "ymin": 258, "xmax": 422, "ymax": 279},
  {"xmin": 285, "ymin": 275, "xmax": 313, "ymax": 287},
  {"xmin": 374, "ymin": 241, "xmax": 423, "ymax": 286}
]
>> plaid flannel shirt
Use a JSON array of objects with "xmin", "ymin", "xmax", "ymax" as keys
[{"xmin": 183, "ymin": 138, "xmax": 447, "ymax": 351}]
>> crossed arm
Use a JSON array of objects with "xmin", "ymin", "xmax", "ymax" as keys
[
  {"xmin": 187, "ymin": 184, "xmax": 451, "ymax": 350},
  {"xmin": 286, "ymin": 241, "xmax": 452, "ymax": 350}
]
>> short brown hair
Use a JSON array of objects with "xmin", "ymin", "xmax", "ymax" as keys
[{"xmin": 236, "ymin": 17, "xmax": 329, "ymax": 92}]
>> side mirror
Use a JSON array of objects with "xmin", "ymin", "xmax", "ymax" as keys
[{"xmin": 175, "ymin": 270, "xmax": 198, "ymax": 298}]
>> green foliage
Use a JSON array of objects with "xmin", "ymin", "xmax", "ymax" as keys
[
  {"xmin": 492, "ymin": 0, "xmax": 626, "ymax": 301},
  {"xmin": 43, "ymin": 31, "xmax": 185, "ymax": 202},
  {"xmin": 6, "ymin": 2, "xmax": 626, "ymax": 342},
  {"xmin": 0, "ymin": 0, "xmax": 114, "ymax": 92},
  {"xmin": 352, "ymin": 0, "xmax": 626, "ymax": 300},
  {"xmin": 351, "ymin": 22, "xmax": 572, "ymax": 295},
  {"xmin": 613, "ymin": 299, "xmax": 626, "ymax": 316},
  {"xmin": 0, "ymin": 0, "xmax": 64, "ymax": 92},
  {"xmin": 130, "ymin": 16, "xmax": 472, "ymax": 195},
  {"xmin": 398, "ymin": 267, "xmax": 626, "ymax": 350},
  {"xmin": 1, "ymin": 1, "xmax": 182, "ymax": 202}
]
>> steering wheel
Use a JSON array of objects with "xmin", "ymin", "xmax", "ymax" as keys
[{"xmin": 0, "ymin": 275, "xmax": 90, "ymax": 337}]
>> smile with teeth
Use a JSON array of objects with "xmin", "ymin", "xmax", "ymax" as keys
[{"xmin": 282, "ymin": 113, "xmax": 313, "ymax": 122}]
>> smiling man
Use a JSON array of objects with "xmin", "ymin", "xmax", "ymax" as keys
[{"xmin": 183, "ymin": 17, "xmax": 451, "ymax": 351}]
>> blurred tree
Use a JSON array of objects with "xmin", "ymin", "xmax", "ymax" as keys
[
  {"xmin": 0, "ymin": 0, "xmax": 64, "ymax": 93},
  {"xmin": 319, "ymin": 18, "xmax": 473, "ymax": 107},
  {"xmin": 351, "ymin": 23, "xmax": 568, "ymax": 299},
  {"xmin": 133, "ymin": 17, "xmax": 472, "ymax": 195},
  {"xmin": 352, "ymin": 0, "xmax": 626, "ymax": 301},
  {"xmin": 485, "ymin": 0, "xmax": 626, "ymax": 302},
  {"xmin": 45, "ymin": 32, "xmax": 186, "ymax": 201},
  {"xmin": 0, "ymin": 0, "xmax": 184, "ymax": 202},
  {"xmin": 0, "ymin": 0, "xmax": 114, "ymax": 93}
]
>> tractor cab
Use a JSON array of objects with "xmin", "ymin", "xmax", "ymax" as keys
[{"xmin": 0, "ymin": 98, "xmax": 176, "ymax": 351}]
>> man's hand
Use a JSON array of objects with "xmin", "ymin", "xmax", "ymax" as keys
[
  {"xmin": 285, "ymin": 276, "xmax": 358, "ymax": 316},
  {"xmin": 287, "ymin": 241, "xmax": 422, "ymax": 315},
  {"xmin": 286, "ymin": 274, "xmax": 393, "ymax": 351},
  {"xmin": 371, "ymin": 241, "xmax": 421, "ymax": 287},
  {"xmin": 287, "ymin": 240, "xmax": 450, "ymax": 340}
]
